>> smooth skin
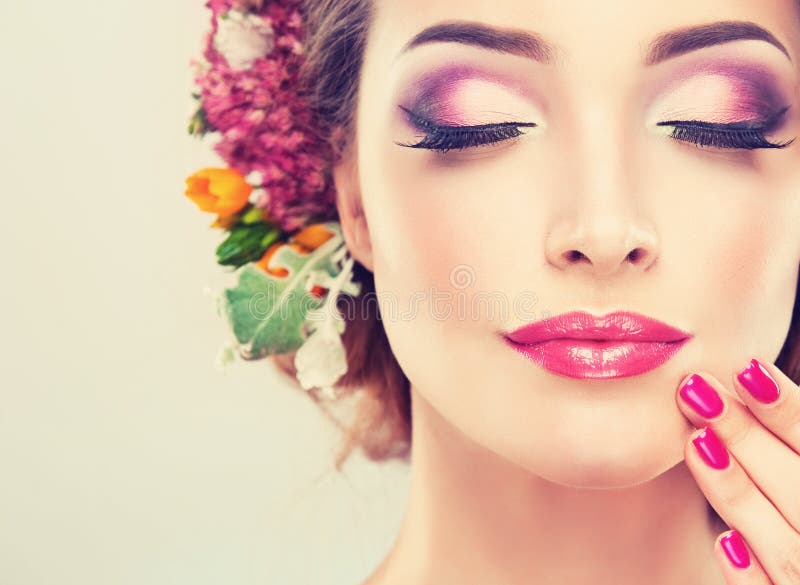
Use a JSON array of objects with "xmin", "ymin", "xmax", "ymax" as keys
[{"xmin": 331, "ymin": 0, "xmax": 800, "ymax": 583}]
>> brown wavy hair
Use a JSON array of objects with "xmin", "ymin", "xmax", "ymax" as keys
[
  {"xmin": 270, "ymin": 0, "xmax": 800, "ymax": 530},
  {"xmin": 270, "ymin": 0, "xmax": 412, "ymax": 471}
]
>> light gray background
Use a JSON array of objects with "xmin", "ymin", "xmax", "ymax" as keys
[{"xmin": 0, "ymin": 2, "xmax": 409, "ymax": 583}]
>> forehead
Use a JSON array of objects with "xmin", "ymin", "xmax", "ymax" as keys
[{"xmin": 369, "ymin": 0, "xmax": 800, "ymax": 71}]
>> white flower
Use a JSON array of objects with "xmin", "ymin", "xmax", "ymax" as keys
[
  {"xmin": 294, "ymin": 310, "xmax": 348, "ymax": 395},
  {"xmin": 293, "ymin": 254, "xmax": 357, "ymax": 397},
  {"xmin": 248, "ymin": 187, "xmax": 267, "ymax": 205},
  {"xmin": 245, "ymin": 170, "xmax": 264, "ymax": 186},
  {"xmin": 214, "ymin": 10, "xmax": 275, "ymax": 71}
]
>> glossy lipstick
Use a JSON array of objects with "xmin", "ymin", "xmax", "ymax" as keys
[{"xmin": 501, "ymin": 311, "xmax": 692, "ymax": 379}]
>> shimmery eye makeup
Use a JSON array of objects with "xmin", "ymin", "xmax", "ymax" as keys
[
  {"xmin": 652, "ymin": 60, "xmax": 792, "ymax": 123},
  {"xmin": 645, "ymin": 59, "xmax": 796, "ymax": 150},
  {"xmin": 395, "ymin": 105, "xmax": 537, "ymax": 152},
  {"xmin": 394, "ymin": 54, "xmax": 797, "ymax": 154},
  {"xmin": 397, "ymin": 62, "xmax": 540, "ymax": 125},
  {"xmin": 394, "ymin": 62, "xmax": 543, "ymax": 153}
]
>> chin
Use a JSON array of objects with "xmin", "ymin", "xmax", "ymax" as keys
[
  {"xmin": 499, "ymin": 425, "xmax": 688, "ymax": 490},
  {"xmin": 533, "ymin": 454, "xmax": 683, "ymax": 490}
]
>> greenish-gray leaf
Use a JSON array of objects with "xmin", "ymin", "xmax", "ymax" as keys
[{"xmin": 221, "ymin": 223, "xmax": 346, "ymax": 358}]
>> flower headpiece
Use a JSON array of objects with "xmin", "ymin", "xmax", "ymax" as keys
[{"xmin": 185, "ymin": 0, "xmax": 361, "ymax": 399}]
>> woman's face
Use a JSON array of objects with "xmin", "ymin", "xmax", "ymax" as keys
[{"xmin": 344, "ymin": 0, "xmax": 800, "ymax": 488}]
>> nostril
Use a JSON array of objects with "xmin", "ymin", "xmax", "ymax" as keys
[
  {"xmin": 628, "ymin": 248, "xmax": 646, "ymax": 263},
  {"xmin": 567, "ymin": 250, "xmax": 587, "ymax": 262}
]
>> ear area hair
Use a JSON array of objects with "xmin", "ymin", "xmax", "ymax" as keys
[{"xmin": 332, "ymin": 126, "xmax": 373, "ymax": 272}]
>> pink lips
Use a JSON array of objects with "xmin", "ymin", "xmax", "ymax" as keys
[{"xmin": 501, "ymin": 311, "xmax": 693, "ymax": 379}]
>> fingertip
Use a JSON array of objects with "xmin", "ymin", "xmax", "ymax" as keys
[{"xmin": 717, "ymin": 529, "xmax": 751, "ymax": 570}]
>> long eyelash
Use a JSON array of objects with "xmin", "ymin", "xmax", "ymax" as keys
[
  {"xmin": 395, "ymin": 105, "xmax": 537, "ymax": 153},
  {"xmin": 394, "ymin": 104, "xmax": 797, "ymax": 153},
  {"xmin": 656, "ymin": 105, "xmax": 796, "ymax": 150}
]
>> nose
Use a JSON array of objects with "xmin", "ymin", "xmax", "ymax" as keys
[
  {"xmin": 544, "ymin": 135, "xmax": 659, "ymax": 277},
  {"xmin": 545, "ymin": 211, "xmax": 659, "ymax": 276},
  {"xmin": 545, "ymin": 163, "xmax": 659, "ymax": 278}
]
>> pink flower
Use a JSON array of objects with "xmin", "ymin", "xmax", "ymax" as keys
[{"xmin": 192, "ymin": 0, "xmax": 336, "ymax": 233}]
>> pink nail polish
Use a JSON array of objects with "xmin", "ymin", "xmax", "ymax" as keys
[
  {"xmin": 720, "ymin": 530, "xmax": 750, "ymax": 569},
  {"xmin": 737, "ymin": 359, "xmax": 780, "ymax": 404},
  {"xmin": 692, "ymin": 427, "xmax": 729, "ymax": 470},
  {"xmin": 679, "ymin": 374, "xmax": 724, "ymax": 418}
]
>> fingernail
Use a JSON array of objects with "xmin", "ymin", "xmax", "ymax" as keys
[
  {"xmin": 692, "ymin": 426, "xmax": 729, "ymax": 470},
  {"xmin": 680, "ymin": 374, "xmax": 724, "ymax": 418},
  {"xmin": 736, "ymin": 358, "xmax": 780, "ymax": 404},
  {"xmin": 720, "ymin": 530, "xmax": 750, "ymax": 569}
]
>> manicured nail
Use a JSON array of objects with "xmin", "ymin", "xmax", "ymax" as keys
[
  {"xmin": 692, "ymin": 427, "xmax": 729, "ymax": 470},
  {"xmin": 720, "ymin": 530, "xmax": 750, "ymax": 569},
  {"xmin": 736, "ymin": 358, "xmax": 780, "ymax": 404},
  {"xmin": 679, "ymin": 374, "xmax": 724, "ymax": 418}
]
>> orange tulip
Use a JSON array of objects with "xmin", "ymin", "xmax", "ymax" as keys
[
  {"xmin": 255, "ymin": 224, "xmax": 337, "ymax": 299},
  {"xmin": 185, "ymin": 168, "xmax": 252, "ymax": 219},
  {"xmin": 291, "ymin": 223, "xmax": 335, "ymax": 250},
  {"xmin": 209, "ymin": 214, "xmax": 240, "ymax": 230},
  {"xmin": 255, "ymin": 223, "xmax": 337, "ymax": 276},
  {"xmin": 256, "ymin": 242, "xmax": 310, "ymax": 277},
  {"xmin": 290, "ymin": 224, "xmax": 336, "ymax": 297}
]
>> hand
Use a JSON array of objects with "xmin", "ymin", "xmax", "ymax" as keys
[{"xmin": 675, "ymin": 356, "xmax": 800, "ymax": 584}]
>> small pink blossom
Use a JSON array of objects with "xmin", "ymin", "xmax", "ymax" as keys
[{"xmin": 191, "ymin": 0, "xmax": 336, "ymax": 232}]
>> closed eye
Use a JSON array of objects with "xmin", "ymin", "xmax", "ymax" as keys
[
  {"xmin": 394, "ymin": 104, "xmax": 796, "ymax": 153},
  {"xmin": 656, "ymin": 105, "xmax": 795, "ymax": 150},
  {"xmin": 394, "ymin": 106, "xmax": 536, "ymax": 153}
]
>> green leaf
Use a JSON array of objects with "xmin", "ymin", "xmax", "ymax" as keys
[
  {"xmin": 188, "ymin": 104, "xmax": 213, "ymax": 137},
  {"xmin": 221, "ymin": 222, "xmax": 345, "ymax": 358},
  {"xmin": 215, "ymin": 223, "xmax": 279, "ymax": 268},
  {"xmin": 241, "ymin": 206, "xmax": 266, "ymax": 225},
  {"xmin": 260, "ymin": 228, "xmax": 281, "ymax": 249}
]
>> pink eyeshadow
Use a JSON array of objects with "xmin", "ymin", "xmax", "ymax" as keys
[
  {"xmin": 401, "ymin": 63, "xmax": 533, "ymax": 125},
  {"xmin": 400, "ymin": 58, "xmax": 791, "ymax": 129},
  {"xmin": 657, "ymin": 60, "xmax": 788, "ymax": 121}
]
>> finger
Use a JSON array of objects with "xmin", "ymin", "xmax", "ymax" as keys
[
  {"xmin": 676, "ymin": 371, "xmax": 800, "ymax": 533},
  {"xmin": 732, "ymin": 356, "xmax": 800, "ymax": 455},
  {"xmin": 685, "ymin": 426, "xmax": 800, "ymax": 585},
  {"xmin": 714, "ymin": 530, "xmax": 770, "ymax": 585}
]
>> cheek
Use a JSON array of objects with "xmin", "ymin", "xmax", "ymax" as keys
[
  {"xmin": 369, "ymin": 193, "xmax": 528, "ymax": 348},
  {"xmin": 365, "ymin": 144, "xmax": 509, "ymax": 305},
  {"xmin": 682, "ymin": 193, "xmax": 798, "ymax": 361},
  {"xmin": 360, "ymin": 151, "xmax": 513, "ymax": 395}
]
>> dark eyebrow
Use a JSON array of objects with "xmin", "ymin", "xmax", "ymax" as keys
[
  {"xmin": 645, "ymin": 20, "xmax": 791, "ymax": 64},
  {"xmin": 396, "ymin": 19, "xmax": 792, "ymax": 66},
  {"xmin": 398, "ymin": 20, "xmax": 558, "ymax": 64}
]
